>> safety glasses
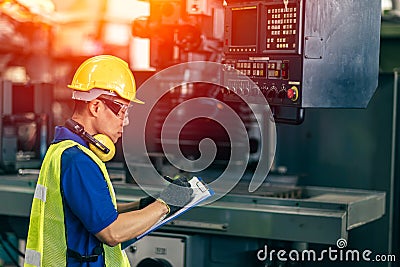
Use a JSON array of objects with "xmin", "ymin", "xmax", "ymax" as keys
[{"xmin": 98, "ymin": 96, "xmax": 130, "ymax": 120}]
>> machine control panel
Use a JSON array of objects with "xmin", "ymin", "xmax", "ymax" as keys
[
  {"xmin": 223, "ymin": 0, "xmax": 303, "ymax": 108},
  {"xmin": 222, "ymin": 0, "xmax": 381, "ymax": 113}
]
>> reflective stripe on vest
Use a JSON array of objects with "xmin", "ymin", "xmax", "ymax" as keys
[{"xmin": 24, "ymin": 140, "xmax": 130, "ymax": 267}]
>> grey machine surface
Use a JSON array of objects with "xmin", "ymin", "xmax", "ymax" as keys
[{"xmin": 0, "ymin": 174, "xmax": 385, "ymax": 245}]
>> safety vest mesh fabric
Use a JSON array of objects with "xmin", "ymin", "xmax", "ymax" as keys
[{"xmin": 24, "ymin": 140, "xmax": 130, "ymax": 267}]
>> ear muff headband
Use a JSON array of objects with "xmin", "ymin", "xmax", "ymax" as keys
[{"xmin": 64, "ymin": 119, "xmax": 115, "ymax": 162}]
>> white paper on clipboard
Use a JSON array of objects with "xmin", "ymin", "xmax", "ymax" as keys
[{"xmin": 136, "ymin": 176, "xmax": 214, "ymax": 240}]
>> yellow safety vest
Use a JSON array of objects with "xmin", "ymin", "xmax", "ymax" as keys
[{"xmin": 24, "ymin": 140, "xmax": 131, "ymax": 267}]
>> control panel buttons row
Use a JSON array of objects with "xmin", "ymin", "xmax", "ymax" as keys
[{"xmin": 222, "ymin": 85, "xmax": 299, "ymax": 102}]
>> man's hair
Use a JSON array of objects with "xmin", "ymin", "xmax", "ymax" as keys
[{"xmin": 73, "ymin": 100, "xmax": 88, "ymax": 115}]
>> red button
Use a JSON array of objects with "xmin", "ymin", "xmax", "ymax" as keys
[{"xmin": 287, "ymin": 88, "xmax": 295, "ymax": 99}]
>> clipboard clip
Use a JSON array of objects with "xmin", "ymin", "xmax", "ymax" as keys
[{"xmin": 194, "ymin": 177, "xmax": 209, "ymax": 193}]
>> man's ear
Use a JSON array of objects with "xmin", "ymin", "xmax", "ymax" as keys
[{"xmin": 88, "ymin": 99, "xmax": 102, "ymax": 117}]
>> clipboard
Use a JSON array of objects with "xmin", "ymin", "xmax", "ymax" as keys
[{"xmin": 122, "ymin": 176, "xmax": 214, "ymax": 248}]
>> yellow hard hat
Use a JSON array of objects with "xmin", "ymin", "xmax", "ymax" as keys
[{"xmin": 68, "ymin": 55, "xmax": 144, "ymax": 104}]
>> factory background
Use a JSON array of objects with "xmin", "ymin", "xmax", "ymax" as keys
[{"xmin": 0, "ymin": 0, "xmax": 398, "ymax": 266}]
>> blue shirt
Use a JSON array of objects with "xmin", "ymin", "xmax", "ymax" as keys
[{"xmin": 54, "ymin": 126, "xmax": 118, "ymax": 267}]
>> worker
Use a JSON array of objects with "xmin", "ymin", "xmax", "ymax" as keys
[{"xmin": 23, "ymin": 55, "xmax": 193, "ymax": 267}]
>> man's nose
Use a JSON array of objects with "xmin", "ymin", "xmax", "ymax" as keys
[{"xmin": 123, "ymin": 115, "xmax": 129, "ymax": 127}]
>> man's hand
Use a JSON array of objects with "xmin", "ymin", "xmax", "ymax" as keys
[{"xmin": 158, "ymin": 176, "xmax": 193, "ymax": 215}]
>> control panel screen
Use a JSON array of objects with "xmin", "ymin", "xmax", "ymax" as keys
[{"xmin": 231, "ymin": 6, "xmax": 258, "ymax": 46}]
